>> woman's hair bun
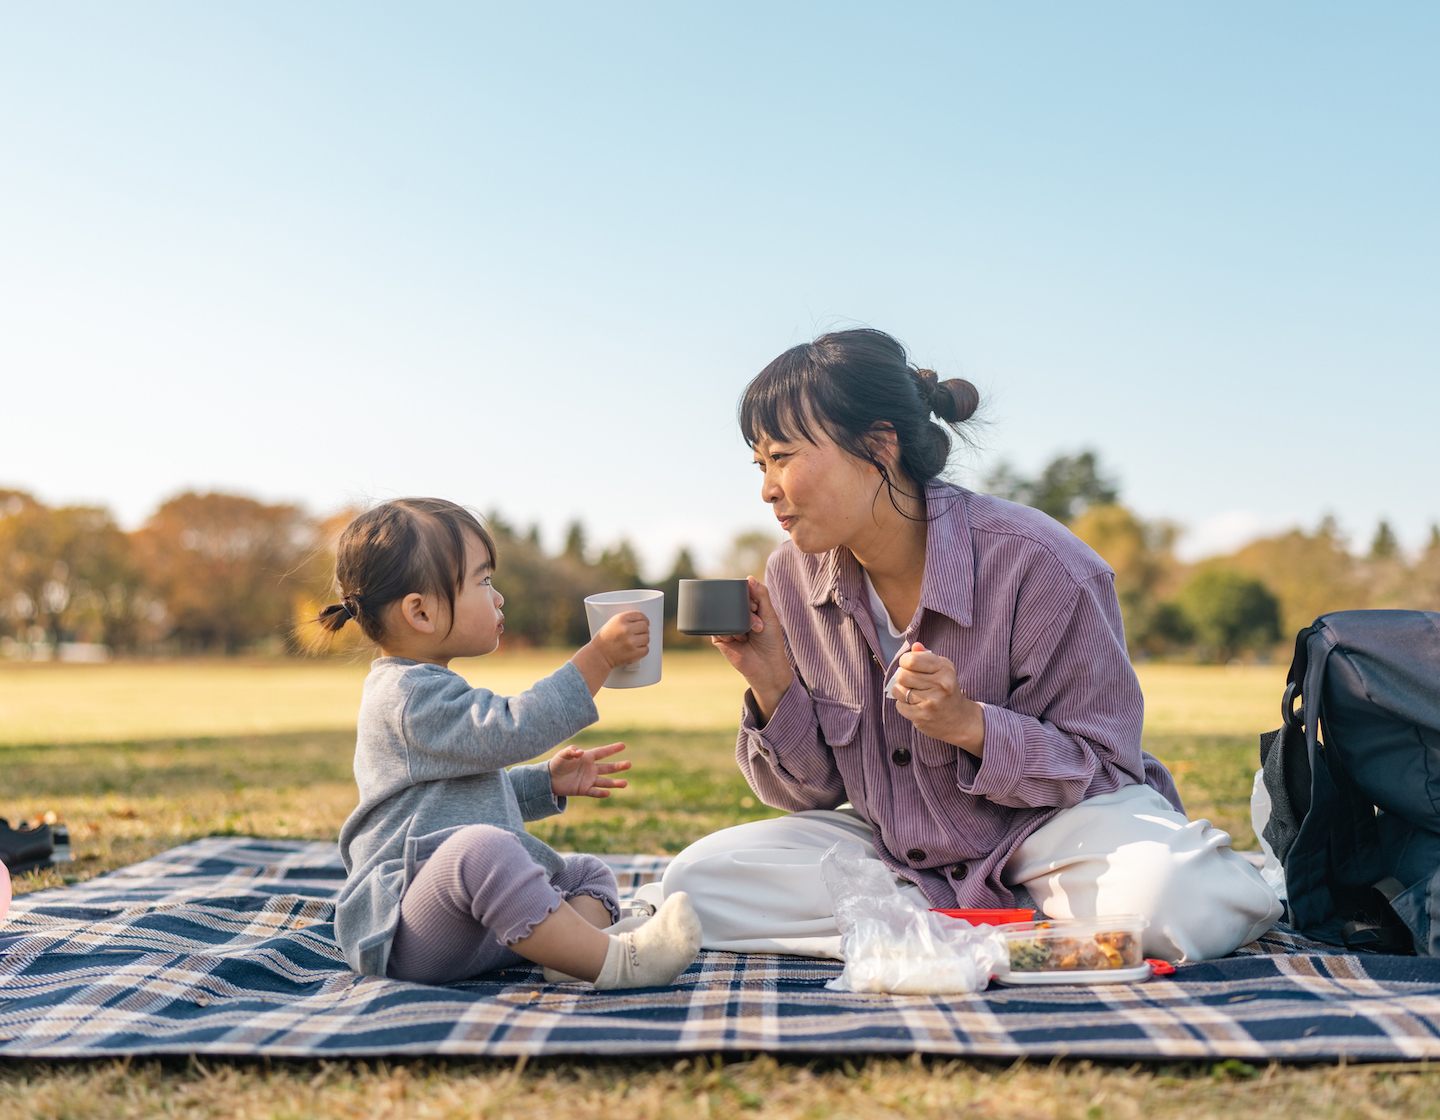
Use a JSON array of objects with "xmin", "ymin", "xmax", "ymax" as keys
[{"xmin": 914, "ymin": 368, "xmax": 979, "ymax": 425}]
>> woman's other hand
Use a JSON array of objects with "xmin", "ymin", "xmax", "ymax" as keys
[
  {"xmin": 549, "ymin": 742, "xmax": 631, "ymax": 799},
  {"xmin": 712, "ymin": 576, "xmax": 794, "ymax": 721},
  {"xmin": 892, "ymin": 641, "xmax": 986, "ymax": 756}
]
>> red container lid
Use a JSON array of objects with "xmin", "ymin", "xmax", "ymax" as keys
[{"xmin": 931, "ymin": 907, "xmax": 1036, "ymax": 926}]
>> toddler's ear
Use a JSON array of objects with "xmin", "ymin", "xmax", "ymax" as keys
[{"xmin": 399, "ymin": 592, "xmax": 437, "ymax": 634}]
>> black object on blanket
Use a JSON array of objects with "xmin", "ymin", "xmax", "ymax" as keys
[
  {"xmin": 0, "ymin": 819, "xmax": 68, "ymax": 875},
  {"xmin": 1261, "ymin": 609, "xmax": 1440, "ymax": 957}
]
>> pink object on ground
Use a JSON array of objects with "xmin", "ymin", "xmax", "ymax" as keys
[{"xmin": 0, "ymin": 860, "xmax": 10, "ymax": 922}]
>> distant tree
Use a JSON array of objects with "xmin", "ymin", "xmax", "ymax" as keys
[
  {"xmin": 0, "ymin": 494, "xmax": 144, "ymax": 651},
  {"xmin": 1401, "ymin": 523, "xmax": 1440, "ymax": 612},
  {"xmin": 721, "ymin": 530, "xmax": 780, "ymax": 581},
  {"xmin": 1069, "ymin": 503, "xmax": 1182, "ymax": 655},
  {"xmin": 477, "ymin": 517, "xmax": 651, "ymax": 648},
  {"xmin": 655, "ymin": 547, "xmax": 706, "ymax": 647},
  {"xmin": 656, "ymin": 548, "xmax": 700, "ymax": 622},
  {"xmin": 1370, "ymin": 520, "xmax": 1400, "ymax": 561},
  {"xmin": 1215, "ymin": 517, "xmax": 1367, "ymax": 637},
  {"xmin": 563, "ymin": 521, "xmax": 587, "ymax": 562},
  {"xmin": 1175, "ymin": 569, "xmax": 1281, "ymax": 661},
  {"xmin": 597, "ymin": 540, "xmax": 645, "ymax": 591},
  {"xmin": 132, "ymin": 492, "xmax": 312, "ymax": 653},
  {"xmin": 983, "ymin": 451, "xmax": 1119, "ymax": 524}
]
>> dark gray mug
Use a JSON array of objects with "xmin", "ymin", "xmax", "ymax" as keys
[{"xmin": 677, "ymin": 579, "xmax": 752, "ymax": 636}]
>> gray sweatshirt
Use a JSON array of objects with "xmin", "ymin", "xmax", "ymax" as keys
[{"xmin": 336, "ymin": 656, "xmax": 598, "ymax": 976}]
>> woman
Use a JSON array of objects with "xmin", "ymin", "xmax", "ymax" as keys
[{"xmin": 641, "ymin": 329, "xmax": 1281, "ymax": 963}]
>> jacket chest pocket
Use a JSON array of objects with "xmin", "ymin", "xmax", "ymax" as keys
[{"xmin": 814, "ymin": 695, "xmax": 863, "ymax": 748}]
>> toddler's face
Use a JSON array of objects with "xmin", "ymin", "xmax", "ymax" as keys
[{"xmin": 448, "ymin": 533, "xmax": 506, "ymax": 657}]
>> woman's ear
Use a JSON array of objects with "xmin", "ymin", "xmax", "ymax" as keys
[
  {"xmin": 866, "ymin": 423, "xmax": 900, "ymax": 474},
  {"xmin": 399, "ymin": 592, "xmax": 437, "ymax": 635}
]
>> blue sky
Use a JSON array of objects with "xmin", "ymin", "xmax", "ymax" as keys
[{"xmin": 2, "ymin": 3, "xmax": 1436, "ymax": 573}]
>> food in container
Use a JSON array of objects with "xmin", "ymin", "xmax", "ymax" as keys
[{"xmin": 993, "ymin": 915, "xmax": 1150, "ymax": 985}]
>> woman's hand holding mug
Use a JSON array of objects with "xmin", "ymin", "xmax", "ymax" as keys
[
  {"xmin": 891, "ymin": 642, "xmax": 986, "ymax": 757},
  {"xmin": 712, "ymin": 576, "xmax": 793, "ymax": 723}
]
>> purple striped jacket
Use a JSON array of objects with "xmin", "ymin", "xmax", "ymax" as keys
[{"xmin": 737, "ymin": 483, "xmax": 1182, "ymax": 909}]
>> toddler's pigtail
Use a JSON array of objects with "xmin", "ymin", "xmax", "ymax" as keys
[{"xmin": 316, "ymin": 601, "xmax": 354, "ymax": 633}]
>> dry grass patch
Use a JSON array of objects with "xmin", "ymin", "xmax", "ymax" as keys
[{"xmin": 1, "ymin": 1055, "xmax": 1437, "ymax": 1120}]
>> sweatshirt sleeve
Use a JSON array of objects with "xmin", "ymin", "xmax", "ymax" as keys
[
  {"xmin": 399, "ymin": 661, "xmax": 599, "ymax": 784},
  {"xmin": 952, "ymin": 571, "xmax": 1147, "ymax": 810},
  {"xmin": 509, "ymin": 760, "xmax": 567, "ymax": 822}
]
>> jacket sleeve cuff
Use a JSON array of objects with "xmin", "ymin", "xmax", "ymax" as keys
[
  {"xmin": 955, "ymin": 703, "xmax": 1026, "ymax": 802},
  {"xmin": 510, "ymin": 760, "xmax": 566, "ymax": 821},
  {"xmin": 740, "ymin": 677, "xmax": 822, "ymax": 764}
]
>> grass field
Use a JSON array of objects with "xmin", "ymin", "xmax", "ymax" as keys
[{"xmin": 4, "ymin": 654, "xmax": 1432, "ymax": 1118}]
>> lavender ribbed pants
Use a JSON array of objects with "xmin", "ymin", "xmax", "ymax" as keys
[{"xmin": 385, "ymin": 824, "xmax": 620, "ymax": 984}]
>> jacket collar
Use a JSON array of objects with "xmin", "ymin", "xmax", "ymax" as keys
[{"xmin": 805, "ymin": 483, "xmax": 975, "ymax": 630}]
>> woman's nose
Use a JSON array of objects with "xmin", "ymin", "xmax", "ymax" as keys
[{"xmin": 760, "ymin": 469, "xmax": 782, "ymax": 503}]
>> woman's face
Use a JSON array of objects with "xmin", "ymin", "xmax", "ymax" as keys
[{"xmin": 752, "ymin": 428, "xmax": 884, "ymax": 555}]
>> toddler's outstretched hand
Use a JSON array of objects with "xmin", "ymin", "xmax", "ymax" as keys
[{"xmin": 549, "ymin": 742, "xmax": 631, "ymax": 799}]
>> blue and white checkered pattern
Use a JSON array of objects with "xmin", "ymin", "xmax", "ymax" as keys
[{"xmin": 2, "ymin": 838, "xmax": 1438, "ymax": 1060}]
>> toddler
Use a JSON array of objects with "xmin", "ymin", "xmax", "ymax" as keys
[{"xmin": 321, "ymin": 498, "xmax": 701, "ymax": 989}]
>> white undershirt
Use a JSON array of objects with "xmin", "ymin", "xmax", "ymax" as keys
[{"xmin": 861, "ymin": 569, "xmax": 909, "ymax": 667}]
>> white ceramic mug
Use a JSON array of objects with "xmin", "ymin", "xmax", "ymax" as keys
[{"xmin": 583, "ymin": 589, "xmax": 664, "ymax": 688}]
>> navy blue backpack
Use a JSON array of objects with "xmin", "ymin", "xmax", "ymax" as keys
[{"xmin": 1260, "ymin": 610, "xmax": 1440, "ymax": 956}]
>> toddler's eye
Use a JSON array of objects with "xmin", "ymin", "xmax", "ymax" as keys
[{"xmin": 481, "ymin": 576, "xmax": 492, "ymax": 587}]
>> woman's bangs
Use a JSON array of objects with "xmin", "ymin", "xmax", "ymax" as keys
[{"xmin": 739, "ymin": 354, "xmax": 820, "ymax": 449}]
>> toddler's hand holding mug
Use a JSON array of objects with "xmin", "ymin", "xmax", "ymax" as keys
[{"xmin": 593, "ymin": 611, "xmax": 650, "ymax": 671}]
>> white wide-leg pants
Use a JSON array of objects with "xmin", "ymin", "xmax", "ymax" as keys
[{"xmin": 637, "ymin": 784, "xmax": 1282, "ymax": 963}]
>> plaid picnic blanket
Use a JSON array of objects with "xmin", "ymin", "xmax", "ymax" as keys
[{"xmin": 2, "ymin": 838, "xmax": 1438, "ymax": 1061}]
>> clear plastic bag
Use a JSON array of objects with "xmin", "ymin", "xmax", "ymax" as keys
[{"xmin": 820, "ymin": 840, "xmax": 1007, "ymax": 994}]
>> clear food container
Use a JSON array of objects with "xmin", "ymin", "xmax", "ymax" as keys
[{"xmin": 994, "ymin": 915, "xmax": 1150, "ymax": 985}]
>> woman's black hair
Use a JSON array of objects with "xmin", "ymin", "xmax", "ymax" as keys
[
  {"xmin": 739, "ymin": 328, "xmax": 979, "ymax": 516},
  {"xmin": 315, "ymin": 498, "xmax": 497, "ymax": 642}
]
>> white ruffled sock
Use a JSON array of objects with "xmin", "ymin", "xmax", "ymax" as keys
[
  {"xmin": 593, "ymin": 892, "xmax": 701, "ymax": 990},
  {"xmin": 541, "ymin": 914, "xmax": 651, "ymax": 984}
]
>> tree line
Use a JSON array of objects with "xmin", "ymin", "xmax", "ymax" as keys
[
  {"xmin": 4, "ymin": 465, "xmax": 1437, "ymax": 661},
  {"xmin": 984, "ymin": 453, "xmax": 1440, "ymax": 661},
  {"xmin": 0, "ymin": 489, "xmax": 760, "ymax": 658}
]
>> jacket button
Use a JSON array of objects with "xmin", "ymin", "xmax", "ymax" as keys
[
  {"xmin": 906, "ymin": 848, "xmax": 925, "ymax": 863},
  {"xmin": 953, "ymin": 863, "xmax": 968, "ymax": 880},
  {"xmin": 891, "ymin": 747, "xmax": 912, "ymax": 766}
]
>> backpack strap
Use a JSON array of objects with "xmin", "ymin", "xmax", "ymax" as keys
[{"xmin": 1262, "ymin": 623, "xmax": 1321, "ymax": 863}]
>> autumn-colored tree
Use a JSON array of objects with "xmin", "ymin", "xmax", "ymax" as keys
[
  {"xmin": 1210, "ymin": 517, "xmax": 1368, "ymax": 638},
  {"xmin": 132, "ymin": 492, "xmax": 312, "ymax": 653},
  {"xmin": 0, "ymin": 491, "xmax": 145, "ymax": 651},
  {"xmin": 1069, "ymin": 503, "xmax": 1182, "ymax": 654},
  {"xmin": 1408, "ymin": 525, "xmax": 1440, "ymax": 612}
]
